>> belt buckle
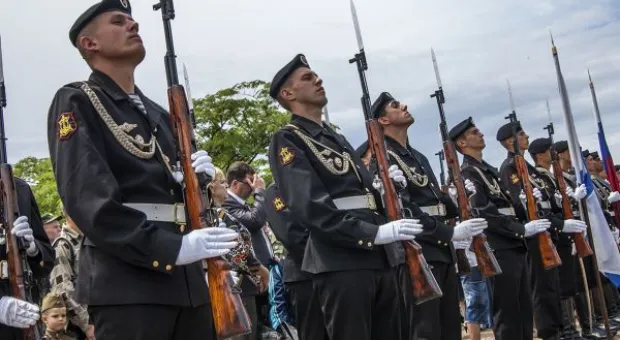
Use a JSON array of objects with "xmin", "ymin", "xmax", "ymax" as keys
[
  {"xmin": 173, "ymin": 203, "xmax": 186, "ymax": 226},
  {"xmin": 365, "ymin": 193, "xmax": 377, "ymax": 210},
  {"xmin": 0, "ymin": 260, "xmax": 7, "ymax": 279}
]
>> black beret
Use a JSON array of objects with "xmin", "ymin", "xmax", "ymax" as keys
[
  {"xmin": 370, "ymin": 92, "xmax": 395, "ymax": 119},
  {"xmin": 70, "ymin": 0, "xmax": 132, "ymax": 47},
  {"xmin": 553, "ymin": 141, "xmax": 569, "ymax": 153},
  {"xmin": 496, "ymin": 121, "xmax": 522, "ymax": 141},
  {"xmin": 615, "ymin": 164, "xmax": 620, "ymax": 172},
  {"xmin": 590, "ymin": 151, "xmax": 600, "ymax": 160},
  {"xmin": 448, "ymin": 117, "xmax": 475, "ymax": 141},
  {"xmin": 582, "ymin": 149, "xmax": 590, "ymax": 158},
  {"xmin": 269, "ymin": 54, "xmax": 310, "ymax": 99},
  {"xmin": 528, "ymin": 138, "xmax": 552, "ymax": 155}
]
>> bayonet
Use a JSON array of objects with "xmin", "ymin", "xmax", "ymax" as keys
[
  {"xmin": 182, "ymin": 63, "xmax": 196, "ymax": 128},
  {"xmin": 544, "ymin": 97, "xmax": 554, "ymax": 136},
  {"xmin": 507, "ymin": 79, "xmax": 516, "ymax": 113},
  {"xmin": 431, "ymin": 48, "xmax": 442, "ymax": 89},
  {"xmin": 350, "ymin": 0, "xmax": 364, "ymax": 51}
]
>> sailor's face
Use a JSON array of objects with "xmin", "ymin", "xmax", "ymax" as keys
[
  {"xmin": 93, "ymin": 11, "xmax": 145, "ymax": 63},
  {"xmin": 289, "ymin": 68, "xmax": 328, "ymax": 107}
]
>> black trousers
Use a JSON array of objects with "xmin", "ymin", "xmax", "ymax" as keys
[
  {"xmin": 491, "ymin": 248, "xmax": 533, "ymax": 340},
  {"xmin": 398, "ymin": 265, "xmax": 416, "ymax": 340},
  {"xmin": 287, "ymin": 280, "xmax": 328, "ymax": 340},
  {"xmin": 557, "ymin": 245, "xmax": 576, "ymax": 298},
  {"xmin": 410, "ymin": 262, "xmax": 461, "ymax": 340},
  {"xmin": 527, "ymin": 239, "xmax": 563, "ymax": 339},
  {"xmin": 89, "ymin": 303, "xmax": 216, "ymax": 340},
  {"xmin": 312, "ymin": 268, "xmax": 401, "ymax": 340}
]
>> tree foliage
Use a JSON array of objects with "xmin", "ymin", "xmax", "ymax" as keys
[
  {"xmin": 13, "ymin": 157, "xmax": 63, "ymax": 217},
  {"xmin": 192, "ymin": 80, "xmax": 290, "ymax": 181}
]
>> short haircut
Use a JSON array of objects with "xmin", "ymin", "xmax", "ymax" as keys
[{"xmin": 226, "ymin": 161, "xmax": 255, "ymax": 185}]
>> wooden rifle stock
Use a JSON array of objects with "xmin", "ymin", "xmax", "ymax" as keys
[
  {"xmin": 514, "ymin": 154, "xmax": 562, "ymax": 269},
  {"xmin": 551, "ymin": 160, "xmax": 593, "ymax": 257},
  {"xmin": 167, "ymin": 86, "xmax": 251, "ymax": 339},
  {"xmin": 443, "ymin": 143, "xmax": 501, "ymax": 277},
  {"xmin": 366, "ymin": 121, "xmax": 442, "ymax": 304},
  {"xmin": 1, "ymin": 164, "xmax": 41, "ymax": 340}
]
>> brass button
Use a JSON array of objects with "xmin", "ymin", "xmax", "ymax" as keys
[
  {"xmin": 358, "ymin": 240, "xmax": 363, "ymax": 246},
  {"xmin": 437, "ymin": 240, "xmax": 441, "ymax": 244},
  {"xmin": 153, "ymin": 261, "xmax": 159, "ymax": 268},
  {"xmin": 165, "ymin": 265, "xmax": 173, "ymax": 271},
  {"xmin": 40, "ymin": 261, "xmax": 44, "ymax": 267},
  {"xmin": 444, "ymin": 242, "xmax": 448, "ymax": 246},
  {"xmin": 179, "ymin": 224, "xmax": 186, "ymax": 233},
  {"xmin": 515, "ymin": 233, "xmax": 518, "ymax": 236},
  {"xmin": 367, "ymin": 242, "xmax": 372, "ymax": 247}
]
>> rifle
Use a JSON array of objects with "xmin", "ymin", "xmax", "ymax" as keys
[
  {"xmin": 348, "ymin": 0, "xmax": 441, "ymax": 305},
  {"xmin": 152, "ymin": 2, "xmax": 252, "ymax": 338},
  {"xmin": 544, "ymin": 99, "xmax": 592, "ymax": 258},
  {"xmin": 430, "ymin": 49, "xmax": 501, "ymax": 278},
  {"xmin": 505, "ymin": 81, "xmax": 561, "ymax": 270},
  {"xmin": 0, "ymin": 35, "xmax": 43, "ymax": 340}
]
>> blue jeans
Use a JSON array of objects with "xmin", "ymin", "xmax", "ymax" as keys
[{"xmin": 460, "ymin": 266, "xmax": 493, "ymax": 329}]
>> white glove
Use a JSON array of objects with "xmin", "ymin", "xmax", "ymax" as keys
[
  {"xmin": 571, "ymin": 184, "xmax": 587, "ymax": 201},
  {"xmin": 176, "ymin": 225, "xmax": 239, "ymax": 265},
  {"xmin": 0, "ymin": 296, "xmax": 40, "ymax": 329},
  {"xmin": 191, "ymin": 150, "xmax": 216, "ymax": 178},
  {"xmin": 519, "ymin": 188, "xmax": 543, "ymax": 206},
  {"xmin": 230, "ymin": 270, "xmax": 241, "ymax": 286},
  {"xmin": 464, "ymin": 179, "xmax": 476, "ymax": 195},
  {"xmin": 374, "ymin": 219, "xmax": 423, "ymax": 245},
  {"xmin": 562, "ymin": 219, "xmax": 587, "ymax": 234},
  {"xmin": 452, "ymin": 239, "xmax": 471, "ymax": 250},
  {"xmin": 452, "ymin": 218, "xmax": 488, "ymax": 241},
  {"xmin": 608, "ymin": 191, "xmax": 620, "ymax": 204},
  {"xmin": 612, "ymin": 229, "xmax": 620, "ymax": 246},
  {"xmin": 448, "ymin": 185, "xmax": 458, "ymax": 206},
  {"xmin": 11, "ymin": 216, "xmax": 38, "ymax": 257},
  {"xmin": 554, "ymin": 191, "xmax": 563, "ymax": 207},
  {"xmin": 388, "ymin": 165, "xmax": 407, "ymax": 188},
  {"xmin": 524, "ymin": 219, "xmax": 552, "ymax": 237}
]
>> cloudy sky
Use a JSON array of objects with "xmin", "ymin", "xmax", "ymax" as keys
[{"xmin": 1, "ymin": 0, "xmax": 620, "ymax": 180}]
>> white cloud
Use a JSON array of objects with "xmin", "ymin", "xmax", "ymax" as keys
[{"xmin": 1, "ymin": 0, "xmax": 620, "ymax": 181}]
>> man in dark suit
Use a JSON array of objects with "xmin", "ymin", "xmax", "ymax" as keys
[{"xmin": 223, "ymin": 161, "xmax": 274, "ymax": 339}]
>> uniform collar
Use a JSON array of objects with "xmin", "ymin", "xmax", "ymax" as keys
[
  {"xmin": 89, "ymin": 69, "xmax": 145, "ymax": 102},
  {"xmin": 384, "ymin": 135, "xmax": 410, "ymax": 156},
  {"xmin": 291, "ymin": 114, "xmax": 326, "ymax": 138},
  {"xmin": 463, "ymin": 154, "xmax": 490, "ymax": 171}
]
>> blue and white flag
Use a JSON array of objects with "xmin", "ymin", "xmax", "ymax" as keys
[{"xmin": 552, "ymin": 37, "xmax": 620, "ymax": 287}]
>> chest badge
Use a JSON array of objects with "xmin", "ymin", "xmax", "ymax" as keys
[
  {"xmin": 280, "ymin": 147, "xmax": 295, "ymax": 165},
  {"xmin": 57, "ymin": 112, "xmax": 78, "ymax": 140},
  {"xmin": 511, "ymin": 173, "xmax": 520, "ymax": 184},
  {"xmin": 273, "ymin": 197, "xmax": 286, "ymax": 211}
]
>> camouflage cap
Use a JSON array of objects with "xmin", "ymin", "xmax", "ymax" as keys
[{"xmin": 42, "ymin": 293, "xmax": 66, "ymax": 313}]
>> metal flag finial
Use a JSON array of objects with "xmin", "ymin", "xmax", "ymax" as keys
[{"xmin": 350, "ymin": 0, "xmax": 364, "ymax": 51}]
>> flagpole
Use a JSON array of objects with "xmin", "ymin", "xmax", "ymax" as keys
[{"xmin": 551, "ymin": 32, "xmax": 612, "ymax": 339}]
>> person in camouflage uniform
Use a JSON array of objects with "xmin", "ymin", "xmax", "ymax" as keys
[{"xmin": 49, "ymin": 211, "xmax": 94, "ymax": 340}]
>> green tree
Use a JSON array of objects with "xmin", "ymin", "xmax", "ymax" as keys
[
  {"xmin": 192, "ymin": 80, "xmax": 290, "ymax": 181},
  {"xmin": 13, "ymin": 157, "xmax": 63, "ymax": 217}
]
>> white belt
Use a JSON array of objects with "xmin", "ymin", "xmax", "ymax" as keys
[
  {"xmin": 498, "ymin": 207, "xmax": 516, "ymax": 216},
  {"xmin": 420, "ymin": 204, "xmax": 446, "ymax": 217},
  {"xmin": 538, "ymin": 201, "xmax": 551, "ymax": 210},
  {"xmin": 123, "ymin": 203, "xmax": 186, "ymax": 224},
  {"xmin": 333, "ymin": 194, "xmax": 377, "ymax": 211}
]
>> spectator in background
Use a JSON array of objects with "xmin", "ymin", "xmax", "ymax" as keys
[
  {"xmin": 41, "ymin": 213, "xmax": 62, "ymax": 243},
  {"xmin": 223, "ymin": 161, "xmax": 276, "ymax": 339}
]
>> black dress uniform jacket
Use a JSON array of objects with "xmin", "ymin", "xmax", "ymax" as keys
[
  {"xmin": 264, "ymin": 184, "xmax": 311, "ymax": 283},
  {"xmin": 499, "ymin": 152, "xmax": 565, "ymax": 237},
  {"xmin": 46, "ymin": 70, "xmax": 209, "ymax": 307},
  {"xmin": 268, "ymin": 115, "xmax": 402, "ymax": 274},
  {"xmin": 461, "ymin": 155, "xmax": 527, "ymax": 250},
  {"xmin": 0, "ymin": 178, "xmax": 55, "ymax": 338},
  {"xmin": 536, "ymin": 167, "xmax": 573, "ymax": 247},
  {"xmin": 382, "ymin": 137, "xmax": 456, "ymax": 263}
]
